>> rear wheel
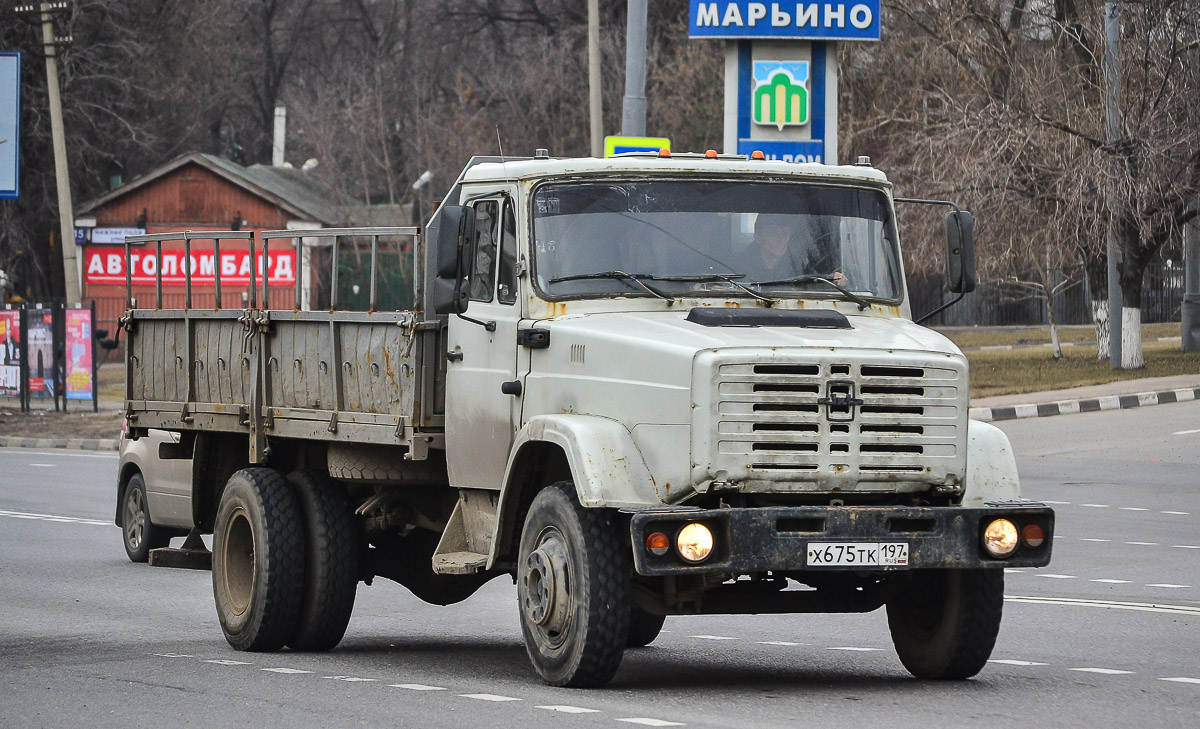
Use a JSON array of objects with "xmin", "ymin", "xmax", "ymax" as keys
[
  {"xmin": 886, "ymin": 568, "xmax": 1004, "ymax": 679},
  {"xmin": 517, "ymin": 482, "xmax": 630, "ymax": 687},
  {"xmin": 287, "ymin": 470, "xmax": 359, "ymax": 651},
  {"xmin": 121, "ymin": 473, "xmax": 171, "ymax": 563},
  {"xmin": 626, "ymin": 606, "xmax": 666, "ymax": 648},
  {"xmin": 212, "ymin": 468, "xmax": 304, "ymax": 652}
]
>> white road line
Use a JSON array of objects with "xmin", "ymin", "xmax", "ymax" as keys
[
  {"xmin": 536, "ymin": 705, "xmax": 600, "ymax": 714},
  {"xmin": 1160, "ymin": 677, "xmax": 1200, "ymax": 685},
  {"xmin": 689, "ymin": 635, "xmax": 737, "ymax": 641},
  {"xmin": 460, "ymin": 693, "xmax": 520, "ymax": 702},
  {"xmin": 0, "ymin": 449, "xmax": 117, "ymax": 459},
  {"xmin": 1006, "ymin": 595, "xmax": 1200, "ymax": 616},
  {"xmin": 1080, "ymin": 538, "xmax": 1111, "ymax": 542},
  {"xmin": 1146, "ymin": 583, "xmax": 1191, "ymax": 589},
  {"xmin": 205, "ymin": 659, "xmax": 252, "ymax": 666},
  {"xmin": 1162, "ymin": 511, "xmax": 1189, "ymax": 515},
  {"xmin": 1037, "ymin": 574, "xmax": 1077, "ymax": 579},
  {"xmin": 263, "ymin": 668, "xmax": 312, "ymax": 674},
  {"xmin": 757, "ymin": 641, "xmax": 807, "ymax": 646},
  {"xmin": 1171, "ymin": 428, "xmax": 1200, "ymax": 435},
  {"xmin": 1004, "ymin": 568, "xmax": 1025, "ymax": 574},
  {"xmin": 1125, "ymin": 541, "xmax": 1158, "ymax": 546},
  {"xmin": 389, "ymin": 684, "xmax": 445, "ymax": 691},
  {"xmin": 1119, "ymin": 507, "xmax": 1149, "ymax": 511},
  {"xmin": 989, "ymin": 659, "xmax": 1048, "ymax": 666},
  {"xmin": 150, "ymin": 653, "xmax": 193, "ymax": 658},
  {"xmin": 1080, "ymin": 503, "xmax": 1110, "ymax": 508},
  {"xmin": 827, "ymin": 647, "xmax": 883, "ymax": 652},
  {"xmin": 1070, "ymin": 668, "xmax": 1134, "ymax": 675},
  {"xmin": 325, "ymin": 676, "xmax": 377, "ymax": 682},
  {"xmin": 0, "ymin": 509, "xmax": 109, "ymax": 526},
  {"xmin": 1172, "ymin": 545, "xmax": 1200, "ymax": 550},
  {"xmin": 28, "ymin": 463, "xmax": 55, "ymax": 467},
  {"xmin": 1040, "ymin": 500, "xmax": 1071, "ymax": 505},
  {"xmin": 616, "ymin": 720, "xmax": 685, "ymax": 727},
  {"xmin": 1090, "ymin": 579, "xmax": 1132, "ymax": 584}
]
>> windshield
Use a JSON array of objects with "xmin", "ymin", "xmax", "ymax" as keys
[{"xmin": 532, "ymin": 179, "xmax": 902, "ymax": 302}]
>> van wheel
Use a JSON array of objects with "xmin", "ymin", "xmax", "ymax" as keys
[
  {"xmin": 287, "ymin": 470, "xmax": 359, "ymax": 651},
  {"xmin": 626, "ymin": 606, "xmax": 666, "ymax": 648},
  {"xmin": 517, "ymin": 482, "xmax": 630, "ymax": 687},
  {"xmin": 121, "ymin": 473, "xmax": 172, "ymax": 563},
  {"xmin": 212, "ymin": 468, "xmax": 304, "ymax": 651},
  {"xmin": 886, "ymin": 569, "xmax": 1004, "ymax": 679}
]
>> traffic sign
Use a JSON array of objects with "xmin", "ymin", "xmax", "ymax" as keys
[{"xmin": 604, "ymin": 136, "xmax": 671, "ymax": 158}]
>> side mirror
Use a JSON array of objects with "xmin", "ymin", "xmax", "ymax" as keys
[
  {"xmin": 99, "ymin": 338, "xmax": 119, "ymax": 351},
  {"xmin": 94, "ymin": 328, "xmax": 109, "ymax": 340},
  {"xmin": 433, "ymin": 205, "xmax": 477, "ymax": 315},
  {"xmin": 946, "ymin": 211, "xmax": 976, "ymax": 294}
]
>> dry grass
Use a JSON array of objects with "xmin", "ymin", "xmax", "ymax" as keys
[{"xmin": 936, "ymin": 322, "xmax": 1181, "ymax": 350}]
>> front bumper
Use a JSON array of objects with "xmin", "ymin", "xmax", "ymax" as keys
[{"xmin": 629, "ymin": 503, "xmax": 1054, "ymax": 576}]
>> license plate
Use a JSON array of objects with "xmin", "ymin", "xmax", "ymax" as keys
[{"xmin": 806, "ymin": 542, "xmax": 909, "ymax": 567}]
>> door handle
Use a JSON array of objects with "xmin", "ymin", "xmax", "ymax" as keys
[{"xmin": 500, "ymin": 380, "xmax": 522, "ymax": 396}]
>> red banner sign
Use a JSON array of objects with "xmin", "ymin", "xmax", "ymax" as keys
[{"xmin": 83, "ymin": 246, "xmax": 296, "ymax": 286}]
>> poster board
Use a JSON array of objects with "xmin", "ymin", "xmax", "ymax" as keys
[{"xmin": 65, "ymin": 308, "xmax": 94, "ymax": 401}]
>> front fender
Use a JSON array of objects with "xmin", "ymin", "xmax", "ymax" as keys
[{"xmin": 962, "ymin": 419, "xmax": 1021, "ymax": 505}]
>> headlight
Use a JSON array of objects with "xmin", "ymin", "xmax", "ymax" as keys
[
  {"xmin": 676, "ymin": 523, "xmax": 714, "ymax": 563},
  {"xmin": 982, "ymin": 518, "xmax": 1019, "ymax": 558}
]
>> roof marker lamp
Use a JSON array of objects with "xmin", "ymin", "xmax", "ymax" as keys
[
  {"xmin": 676, "ymin": 523, "xmax": 714, "ymax": 563},
  {"xmin": 982, "ymin": 518, "xmax": 1019, "ymax": 558}
]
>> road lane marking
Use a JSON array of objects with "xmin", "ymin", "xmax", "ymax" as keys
[
  {"xmin": 537, "ymin": 705, "xmax": 600, "ymax": 713},
  {"xmin": 460, "ymin": 694, "xmax": 520, "ymax": 702},
  {"xmin": 390, "ymin": 684, "xmax": 445, "ymax": 691},
  {"xmin": 325, "ymin": 676, "xmax": 377, "ymax": 682},
  {"xmin": 1162, "ymin": 511, "xmax": 1189, "ymax": 515},
  {"xmin": 1080, "ymin": 538, "xmax": 1111, "ymax": 542},
  {"xmin": 0, "ymin": 449, "xmax": 117, "ymax": 459},
  {"xmin": 827, "ymin": 647, "xmax": 883, "ymax": 652},
  {"xmin": 616, "ymin": 720, "xmax": 685, "ymax": 727},
  {"xmin": 1146, "ymin": 584, "xmax": 1191, "ymax": 588},
  {"xmin": 1037, "ymin": 574, "xmax": 1076, "ymax": 579},
  {"xmin": 1125, "ymin": 541, "xmax": 1158, "ymax": 546},
  {"xmin": 1119, "ymin": 507, "xmax": 1149, "ymax": 511},
  {"xmin": 689, "ymin": 635, "xmax": 737, "ymax": 640},
  {"xmin": 989, "ymin": 660, "xmax": 1048, "ymax": 666},
  {"xmin": 1090, "ymin": 579, "xmax": 1132, "ymax": 584},
  {"xmin": 1173, "ymin": 545, "xmax": 1200, "ymax": 549},
  {"xmin": 1160, "ymin": 677, "xmax": 1200, "ymax": 685},
  {"xmin": 1006, "ymin": 595, "xmax": 1200, "ymax": 616},
  {"xmin": 1070, "ymin": 668, "xmax": 1134, "ymax": 675},
  {"xmin": 757, "ymin": 641, "xmax": 807, "ymax": 646},
  {"xmin": 28, "ymin": 463, "xmax": 55, "ymax": 467},
  {"xmin": 1080, "ymin": 504, "xmax": 1110, "ymax": 508},
  {"xmin": 1004, "ymin": 568, "xmax": 1024, "ymax": 574},
  {"xmin": 205, "ymin": 659, "xmax": 252, "ymax": 666},
  {"xmin": 150, "ymin": 653, "xmax": 193, "ymax": 658},
  {"xmin": 1172, "ymin": 429, "xmax": 1200, "ymax": 435},
  {"xmin": 1040, "ymin": 500, "xmax": 1071, "ymax": 505},
  {"xmin": 0, "ymin": 509, "xmax": 109, "ymax": 526},
  {"xmin": 263, "ymin": 668, "xmax": 312, "ymax": 674}
]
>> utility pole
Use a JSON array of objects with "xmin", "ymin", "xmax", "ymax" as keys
[
  {"xmin": 588, "ymin": 0, "xmax": 603, "ymax": 157},
  {"xmin": 16, "ymin": 2, "xmax": 79, "ymax": 306},
  {"xmin": 621, "ymin": 0, "xmax": 647, "ymax": 136},
  {"xmin": 1182, "ymin": 42, "xmax": 1199, "ymax": 352},
  {"xmin": 1103, "ymin": 0, "xmax": 1123, "ymax": 368}
]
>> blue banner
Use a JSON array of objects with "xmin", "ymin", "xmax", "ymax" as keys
[
  {"xmin": 0, "ymin": 52, "xmax": 19, "ymax": 200},
  {"xmin": 738, "ymin": 139, "xmax": 825, "ymax": 164},
  {"xmin": 690, "ymin": 1, "xmax": 881, "ymax": 41}
]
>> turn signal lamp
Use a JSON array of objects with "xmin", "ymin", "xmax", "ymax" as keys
[
  {"xmin": 645, "ymin": 532, "xmax": 670, "ymax": 556},
  {"xmin": 1021, "ymin": 523, "xmax": 1045, "ymax": 549},
  {"xmin": 658, "ymin": 148, "xmax": 671, "ymax": 157},
  {"xmin": 982, "ymin": 518, "xmax": 1019, "ymax": 558},
  {"xmin": 676, "ymin": 523, "xmax": 714, "ymax": 563},
  {"xmin": 750, "ymin": 150, "xmax": 765, "ymax": 160}
]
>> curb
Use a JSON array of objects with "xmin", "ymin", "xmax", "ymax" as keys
[
  {"xmin": 970, "ymin": 387, "xmax": 1200, "ymax": 422},
  {"xmin": 0, "ymin": 436, "xmax": 120, "ymax": 452}
]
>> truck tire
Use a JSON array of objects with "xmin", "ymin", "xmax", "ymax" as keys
[
  {"xmin": 212, "ymin": 468, "xmax": 304, "ymax": 652},
  {"xmin": 626, "ymin": 607, "xmax": 666, "ymax": 648},
  {"xmin": 121, "ymin": 472, "xmax": 172, "ymax": 563},
  {"xmin": 326, "ymin": 444, "xmax": 445, "ymax": 484},
  {"xmin": 516, "ymin": 482, "xmax": 630, "ymax": 687},
  {"xmin": 286, "ymin": 470, "xmax": 359, "ymax": 651},
  {"xmin": 886, "ymin": 568, "xmax": 1004, "ymax": 679}
]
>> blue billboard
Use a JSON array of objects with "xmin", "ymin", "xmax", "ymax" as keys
[
  {"xmin": 689, "ymin": 1, "xmax": 881, "ymax": 41},
  {"xmin": 0, "ymin": 52, "xmax": 19, "ymax": 200}
]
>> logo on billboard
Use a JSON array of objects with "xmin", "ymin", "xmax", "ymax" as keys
[{"xmin": 753, "ymin": 61, "xmax": 809, "ymax": 130}]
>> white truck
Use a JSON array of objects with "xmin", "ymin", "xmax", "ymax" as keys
[{"xmin": 116, "ymin": 152, "xmax": 1054, "ymax": 687}]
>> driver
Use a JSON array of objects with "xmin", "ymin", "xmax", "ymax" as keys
[{"xmin": 749, "ymin": 214, "xmax": 847, "ymax": 286}]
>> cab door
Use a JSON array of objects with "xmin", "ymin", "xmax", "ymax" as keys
[{"xmin": 445, "ymin": 196, "xmax": 524, "ymax": 491}]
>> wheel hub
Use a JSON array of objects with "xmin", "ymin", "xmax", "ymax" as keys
[{"xmin": 522, "ymin": 534, "xmax": 570, "ymax": 636}]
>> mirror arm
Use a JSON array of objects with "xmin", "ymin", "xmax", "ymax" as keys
[
  {"xmin": 457, "ymin": 313, "xmax": 497, "ymax": 332},
  {"xmin": 913, "ymin": 291, "xmax": 966, "ymax": 326}
]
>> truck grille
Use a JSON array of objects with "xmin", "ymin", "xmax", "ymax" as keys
[{"xmin": 692, "ymin": 351, "xmax": 968, "ymax": 491}]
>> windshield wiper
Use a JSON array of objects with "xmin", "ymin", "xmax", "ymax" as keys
[
  {"xmin": 548, "ymin": 270, "xmax": 671, "ymax": 300},
  {"xmin": 747, "ymin": 275, "xmax": 871, "ymax": 310},
  {"xmin": 650, "ymin": 273, "xmax": 778, "ymax": 304}
]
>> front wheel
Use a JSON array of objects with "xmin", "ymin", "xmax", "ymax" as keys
[
  {"xmin": 886, "ymin": 569, "xmax": 1004, "ymax": 679},
  {"xmin": 517, "ymin": 483, "xmax": 630, "ymax": 687}
]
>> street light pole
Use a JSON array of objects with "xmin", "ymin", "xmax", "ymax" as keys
[
  {"xmin": 621, "ymin": 0, "xmax": 647, "ymax": 136},
  {"xmin": 17, "ymin": 2, "xmax": 79, "ymax": 306},
  {"xmin": 588, "ymin": 0, "xmax": 603, "ymax": 157},
  {"xmin": 1104, "ymin": 0, "xmax": 1123, "ymax": 368}
]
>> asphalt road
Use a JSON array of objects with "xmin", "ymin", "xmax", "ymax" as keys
[{"xmin": 1, "ymin": 401, "xmax": 1197, "ymax": 728}]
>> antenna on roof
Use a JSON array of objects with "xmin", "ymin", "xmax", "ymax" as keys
[{"xmin": 495, "ymin": 126, "xmax": 505, "ymax": 160}]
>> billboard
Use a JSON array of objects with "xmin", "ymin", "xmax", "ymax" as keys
[
  {"xmin": 83, "ymin": 247, "xmax": 297, "ymax": 286},
  {"xmin": 26, "ymin": 308, "xmax": 54, "ymax": 397},
  {"xmin": 0, "ymin": 52, "xmax": 19, "ymax": 199},
  {"xmin": 65, "ymin": 308, "xmax": 93, "ymax": 401},
  {"xmin": 690, "ymin": 1, "xmax": 881, "ymax": 41},
  {"xmin": 0, "ymin": 309, "xmax": 19, "ymax": 396}
]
